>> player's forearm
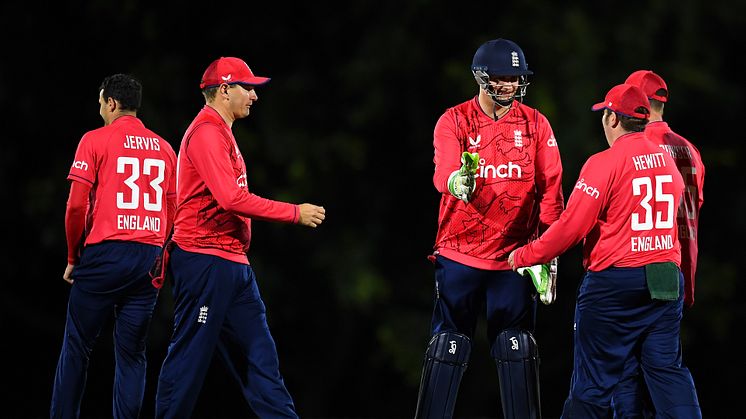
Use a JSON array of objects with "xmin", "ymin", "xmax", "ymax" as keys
[
  {"xmin": 221, "ymin": 188, "xmax": 298, "ymax": 223},
  {"xmin": 433, "ymin": 169, "xmax": 454, "ymax": 194},
  {"xmin": 538, "ymin": 188, "xmax": 564, "ymax": 229},
  {"xmin": 165, "ymin": 194, "xmax": 176, "ymax": 240},
  {"xmin": 65, "ymin": 182, "xmax": 90, "ymax": 264},
  {"xmin": 433, "ymin": 113, "xmax": 462, "ymax": 194},
  {"xmin": 535, "ymin": 144, "xmax": 564, "ymax": 226},
  {"xmin": 514, "ymin": 226, "xmax": 575, "ymax": 267},
  {"xmin": 515, "ymin": 197, "xmax": 595, "ymax": 267}
]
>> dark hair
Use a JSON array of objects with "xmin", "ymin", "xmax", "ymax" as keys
[
  {"xmin": 604, "ymin": 109, "xmax": 648, "ymax": 132},
  {"xmin": 202, "ymin": 86, "xmax": 219, "ymax": 101},
  {"xmin": 201, "ymin": 83, "xmax": 244, "ymax": 101},
  {"xmin": 99, "ymin": 74, "xmax": 142, "ymax": 112},
  {"xmin": 649, "ymin": 98, "xmax": 665, "ymax": 113},
  {"xmin": 618, "ymin": 114, "xmax": 648, "ymax": 132}
]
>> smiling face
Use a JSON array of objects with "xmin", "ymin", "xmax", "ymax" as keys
[{"xmin": 486, "ymin": 75, "xmax": 519, "ymax": 102}]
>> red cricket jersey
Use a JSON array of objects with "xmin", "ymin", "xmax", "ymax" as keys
[
  {"xmin": 645, "ymin": 121, "xmax": 705, "ymax": 307},
  {"xmin": 433, "ymin": 98, "xmax": 564, "ymax": 270},
  {"xmin": 171, "ymin": 106, "xmax": 299, "ymax": 265},
  {"xmin": 513, "ymin": 131, "xmax": 685, "ymax": 271},
  {"xmin": 67, "ymin": 115, "xmax": 177, "ymax": 248}
]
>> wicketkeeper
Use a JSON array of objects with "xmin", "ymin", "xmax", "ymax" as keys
[{"xmin": 415, "ymin": 38, "xmax": 564, "ymax": 419}]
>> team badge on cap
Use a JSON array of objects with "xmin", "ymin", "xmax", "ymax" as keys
[{"xmin": 200, "ymin": 57, "xmax": 270, "ymax": 89}]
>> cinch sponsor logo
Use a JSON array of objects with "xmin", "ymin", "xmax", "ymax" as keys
[
  {"xmin": 575, "ymin": 178, "xmax": 600, "ymax": 199},
  {"xmin": 547, "ymin": 135, "xmax": 557, "ymax": 147},
  {"xmin": 475, "ymin": 159, "xmax": 522, "ymax": 179},
  {"xmin": 72, "ymin": 160, "xmax": 88, "ymax": 171}
]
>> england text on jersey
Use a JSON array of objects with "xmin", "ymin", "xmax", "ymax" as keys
[
  {"xmin": 630, "ymin": 234, "xmax": 674, "ymax": 252},
  {"xmin": 117, "ymin": 214, "xmax": 161, "ymax": 232}
]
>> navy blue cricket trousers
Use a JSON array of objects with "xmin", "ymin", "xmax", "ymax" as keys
[
  {"xmin": 561, "ymin": 267, "xmax": 701, "ymax": 419},
  {"xmin": 155, "ymin": 245, "xmax": 297, "ymax": 418},
  {"xmin": 51, "ymin": 241, "xmax": 160, "ymax": 419},
  {"xmin": 430, "ymin": 255, "xmax": 536, "ymax": 344}
]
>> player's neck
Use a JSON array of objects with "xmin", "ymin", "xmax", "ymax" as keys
[
  {"xmin": 104, "ymin": 111, "xmax": 135, "ymax": 126},
  {"xmin": 207, "ymin": 103, "xmax": 235, "ymax": 127},
  {"xmin": 477, "ymin": 95, "xmax": 512, "ymax": 120},
  {"xmin": 649, "ymin": 113, "xmax": 663, "ymax": 123}
]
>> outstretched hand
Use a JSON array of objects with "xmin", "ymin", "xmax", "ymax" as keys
[{"xmin": 298, "ymin": 203, "xmax": 326, "ymax": 228}]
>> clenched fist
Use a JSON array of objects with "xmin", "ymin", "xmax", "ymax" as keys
[{"xmin": 298, "ymin": 203, "xmax": 326, "ymax": 227}]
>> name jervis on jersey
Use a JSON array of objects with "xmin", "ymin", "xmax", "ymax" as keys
[
  {"xmin": 631, "ymin": 234, "xmax": 674, "ymax": 252},
  {"xmin": 575, "ymin": 178, "xmax": 600, "ymax": 199},
  {"xmin": 475, "ymin": 159, "xmax": 522, "ymax": 179},
  {"xmin": 123, "ymin": 135, "xmax": 161, "ymax": 150},
  {"xmin": 632, "ymin": 152, "xmax": 667, "ymax": 171},
  {"xmin": 117, "ymin": 215, "xmax": 161, "ymax": 232}
]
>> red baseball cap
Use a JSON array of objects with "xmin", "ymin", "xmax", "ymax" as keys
[
  {"xmin": 625, "ymin": 70, "xmax": 668, "ymax": 102},
  {"xmin": 592, "ymin": 83, "xmax": 651, "ymax": 119},
  {"xmin": 199, "ymin": 57, "xmax": 270, "ymax": 89}
]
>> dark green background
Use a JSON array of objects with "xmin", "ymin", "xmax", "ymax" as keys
[{"xmin": 2, "ymin": 1, "xmax": 744, "ymax": 417}]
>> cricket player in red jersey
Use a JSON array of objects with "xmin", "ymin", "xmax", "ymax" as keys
[
  {"xmin": 626, "ymin": 70, "xmax": 705, "ymax": 308},
  {"xmin": 154, "ymin": 57, "xmax": 325, "ymax": 418},
  {"xmin": 51, "ymin": 74, "xmax": 177, "ymax": 418},
  {"xmin": 414, "ymin": 38, "xmax": 564, "ymax": 419},
  {"xmin": 509, "ymin": 83, "xmax": 701, "ymax": 418},
  {"xmin": 611, "ymin": 70, "xmax": 706, "ymax": 418}
]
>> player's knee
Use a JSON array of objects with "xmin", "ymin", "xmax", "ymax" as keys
[
  {"xmin": 491, "ymin": 328, "xmax": 538, "ymax": 361},
  {"xmin": 426, "ymin": 331, "xmax": 472, "ymax": 363}
]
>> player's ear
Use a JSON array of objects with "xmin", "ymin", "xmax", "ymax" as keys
[
  {"xmin": 107, "ymin": 97, "xmax": 117, "ymax": 112},
  {"xmin": 610, "ymin": 112, "xmax": 620, "ymax": 128}
]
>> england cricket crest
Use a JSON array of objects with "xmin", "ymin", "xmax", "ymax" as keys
[
  {"xmin": 198, "ymin": 306, "xmax": 209, "ymax": 324},
  {"xmin": 511, "ymin": 51, "xmax": 520, "ymax": 68},
  {"xmin": 514, "ymin": 130, "xmax": 523, "ymax": 148}
]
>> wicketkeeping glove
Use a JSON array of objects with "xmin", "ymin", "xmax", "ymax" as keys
[
  {"xmin": 448, "ymin": 152, "xmax": 480, "ymax": 203},
  {"xmin": 518, "ymin": 257, "xmax": 558, "ymax": 305}
]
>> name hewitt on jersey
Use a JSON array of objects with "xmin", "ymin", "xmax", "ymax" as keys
[{"xmin": 632, "ymin": 152, "xmax": 667, "ymax": 171}]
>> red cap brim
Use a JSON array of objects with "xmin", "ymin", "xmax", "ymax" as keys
[
  {"xmin": 591, "ymin": 102, "xmax": 607, "ymax": 112},
  {"xmin": 238, "ymin": 76, "xmax": 270, "ymax": 86}
]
